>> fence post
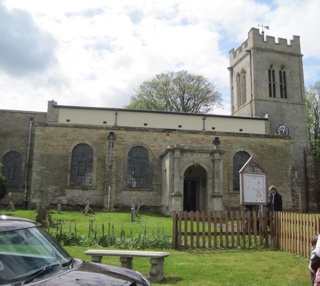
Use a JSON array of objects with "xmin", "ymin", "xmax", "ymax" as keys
[
  {"xmin": 315, "ymin": 217, "xmax": 320, "ymax": 234},
  {"xmin": 190, "ymin": 211, "xmax": 194, "ymax": 249},
  {"xmin": 172, "ymin": 211, "xmax": 177, "ymax": 249},
  {"xmin": 272, "ymin": 211, "xmax": 279, "ymax": 248}
]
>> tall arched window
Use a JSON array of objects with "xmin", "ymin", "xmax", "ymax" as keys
[
  {"xmin": 236, "ymin": 73, "xmax": 241, "ymax": 107},
  {"xmin": 268, "ymin": 65, "xmax": 276, "ymax": 98},
  {"xmin": 279, "ymin": 66, "xmax": 287, "ymax": 99},
  {"xmin": 127, "ymin": 146, "xmax": 149, "ymax": 189},
  {"xmin": 240, "ymin": 69, "xmax": 246, "ymax": 105},
  {"xmin": 236, "ymin": 70, "xmax": 246, "ymax": 107},
  {"xmin": 70, "ymin": 144, "xmax": 93, "ymax": 187},
  {"xmin": 233, "ymin": 151, "xmax": 250, "ymax": 191},
  {"xmin": 2, "ymin": 151, "xmax": 22, "ymax": 189}
]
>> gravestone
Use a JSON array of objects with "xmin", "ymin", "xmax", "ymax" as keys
[
  {"xmin": 36, "ymin": 187, "xmax": 52, "ymax": 226},
  {"xmin": 84, "ymin": 201, "xmax": 89, "ymax": 216},
  {"xmin": 6, "ymin": 193, "xmax": 15, "ymax": 211},
  {"xmin": 57, "ymin": 204, "xmax": 61, "ymax": 214},
  {"xmin": 82, "ymin": 200, "xmax": 94, "ymax": 215},
  {"xmin": 89, "ymin": 219, "xmax": 93, "ymax": 232},
  {"xmin": 131, "ymin": 204, "xmax": 135, "ymax": 222}
]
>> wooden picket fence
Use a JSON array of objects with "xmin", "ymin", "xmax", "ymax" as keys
[
  {"xmin": 172, "ymin": 210, "xmax": 320, "ymax": 259},
  {"xmin": 275, "ymin": 212, "xmax": 320, "ymax": 258}
]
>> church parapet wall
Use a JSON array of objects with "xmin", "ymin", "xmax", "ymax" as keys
[
  {"xmin": 52, "ymin": 102, "xmax": 267, "ymax": 135},
  {"xmin": 229, "ymin": 27, "xmax": 301, "ymax": 66}
]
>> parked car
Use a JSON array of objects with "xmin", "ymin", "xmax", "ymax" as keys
[{"xmin": 0, "ymin": 215, "xmax": 150, "ymax": 285}]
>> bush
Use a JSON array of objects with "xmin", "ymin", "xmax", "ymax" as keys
[{"xmin": 49, "ymin": 221, "xmax": 171, "ymax": 250}]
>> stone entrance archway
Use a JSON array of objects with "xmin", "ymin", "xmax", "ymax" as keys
[
  {"xmin": 183, "ymin": 165, "xmax": 207, "ymax": 212},
  {"xmin": 160, "ymin": 144, "xmax": 225, "ymax": 215}
]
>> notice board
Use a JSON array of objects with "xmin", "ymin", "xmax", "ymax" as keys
[
  {"xmin": 242, "ymin": 174, "xmax": 267, "ymax": 204},
  {"xmin": 239, "ymin": 157, "xmax": 268, "ymax": 205}
]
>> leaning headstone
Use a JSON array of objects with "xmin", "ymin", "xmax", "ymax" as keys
[
  {"xmin": 57, "ymin": 204, "xmax": 61, "ymax": 214},
  {"xmin": 84, "ymin": 201, "xmax": 90, "ymax": 216}
]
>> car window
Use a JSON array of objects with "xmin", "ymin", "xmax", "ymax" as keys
[{"xmin": 0, "ymin": 226, "xmax": 71, "ymax": 284}]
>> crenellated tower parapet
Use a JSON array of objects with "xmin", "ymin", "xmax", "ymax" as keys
[{"xmin": 229, "ymin": 28, "xmax": 301, "ymax": 66}]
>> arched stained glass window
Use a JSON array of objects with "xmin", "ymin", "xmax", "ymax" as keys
[
  {"xmin": 279, "ymin": 66, "xmax": 287, "ymax": 99},
  {"xmin": 268, "ymin": 65, "xmax": 276, "ymax": 98},
  {"xmin": 2, "ymin": 151, "xmax": 22, "ymax": 189},
  {"xmin": 127, "ymin": 146, "xmax": 149, "ymax": 189},
  {"xmin": 70, "ymin": 144, "xmax": 93, "ymax": 187},
  {"xmin": 233, "ymin": 151, "xmax": 250, "ymax": 191}
]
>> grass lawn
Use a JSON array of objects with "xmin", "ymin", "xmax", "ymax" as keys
[
  {"xmin": 65, "ymin": 246, "xmax": 310, "ymax": 286},
  {"xmin": 2, "ymin": 209, "xmax": 312, "ymax": 285},
  {"xmin": 3, "ymin": 210, "xmax": 173, "ymax": 238}
]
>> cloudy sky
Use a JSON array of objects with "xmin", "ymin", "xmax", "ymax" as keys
[{"xmin": 1, "ymin": 0, "xmax": 319, "ymax": 115}]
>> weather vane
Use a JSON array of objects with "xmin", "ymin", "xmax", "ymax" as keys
[{"xmin": 258, "ymin": 24, "xmax": 270, "ymax": 35}]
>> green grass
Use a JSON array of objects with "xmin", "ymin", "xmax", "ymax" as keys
[
  {"xmin": 2, "ymin": 209, "xmax": 312, "ymax": 285},
  {"xmin": 3, "ymin": 209, "xmax": 172, "ymax": 237},
  {"xmin": 64, "ymin": 246, "xmax": 310, "ymax": 286}
]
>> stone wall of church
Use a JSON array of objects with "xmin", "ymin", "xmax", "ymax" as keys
[
  {"xmin": 0, "ymin": 110, "xmax": 47, "ymax": 206},
  {"xmin": 30, "ymin": 124, "xmax": 109, "ymax": 209},
  {"xmin": 221, "ymin": 133, "xmax": 293, "ymax": 210},
  {"xmin": 27, "ymin": 122, "xmax": 295, "ymax": 212}
]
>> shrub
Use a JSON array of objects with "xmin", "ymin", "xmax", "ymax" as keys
[{"xmin": 49, "ymin": 221, "xmax": 171, "ymax": 250}]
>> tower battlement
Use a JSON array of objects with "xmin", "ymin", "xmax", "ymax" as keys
[{"xmin": 229, "ymin": 28, "xmax": 301, "ymax": 66}]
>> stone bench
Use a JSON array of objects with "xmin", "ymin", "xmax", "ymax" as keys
[{"xmin": 84, "ymin": 249, "xmax": 170, "ymax": 282}]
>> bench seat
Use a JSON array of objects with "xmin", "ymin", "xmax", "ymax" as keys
[{"xmin": 84, "ymin": 249, "xmax": 170, "ymax": 282}]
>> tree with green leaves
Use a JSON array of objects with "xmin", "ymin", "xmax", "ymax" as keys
[
  {"xmin": 0, "ymin": 164, "xmax": 8, "ymax": 201},
  {"xmin": 306, "ymin": 81, "xmax": 320, "ymax": 182},
  {"xmin": 125, "ymin": 70, "xmax": 222, "ymax": 113}
]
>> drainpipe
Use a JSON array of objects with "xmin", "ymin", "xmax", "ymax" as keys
[
  {"xmin": 114, "ymin": 110, "xmax": 118, "ymax": 126},
  {"xmin": 24, "ymin": 118, "xmax": 33, "ymax": 209},
  {"xmin": 202, "ymin": 116, "xmax": 206, "ymax": 131},
  {"xmin": 107, "ymin": 132, "xmax": 115, "ymax": 210}
]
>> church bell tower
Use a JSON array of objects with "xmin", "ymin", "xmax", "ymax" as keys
[{"xmin": 228, "ymin": 27, "xmax": 311, "ymax": 211}]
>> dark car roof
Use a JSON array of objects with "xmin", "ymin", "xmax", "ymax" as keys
[{"xmin": 0, "ymin": 215, "xmax": 37, "ymax": 232}]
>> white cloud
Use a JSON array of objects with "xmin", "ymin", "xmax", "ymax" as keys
[
  {"xmin": 0, "ymin": 4, "xmax": 57, "ymax": 76},
  {"xmin": 1, "ymin": 0, "xmax": 319, "ymax": 115}
]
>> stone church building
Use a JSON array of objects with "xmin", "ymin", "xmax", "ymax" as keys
[{"xmin": 0, "ymin": 28, "xmax": 317, "ymax": 214}]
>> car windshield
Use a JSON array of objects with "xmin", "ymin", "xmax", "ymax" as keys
[{"xmin": 0, "ymin": 224, "xmax": 73, "ymax": 284}]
